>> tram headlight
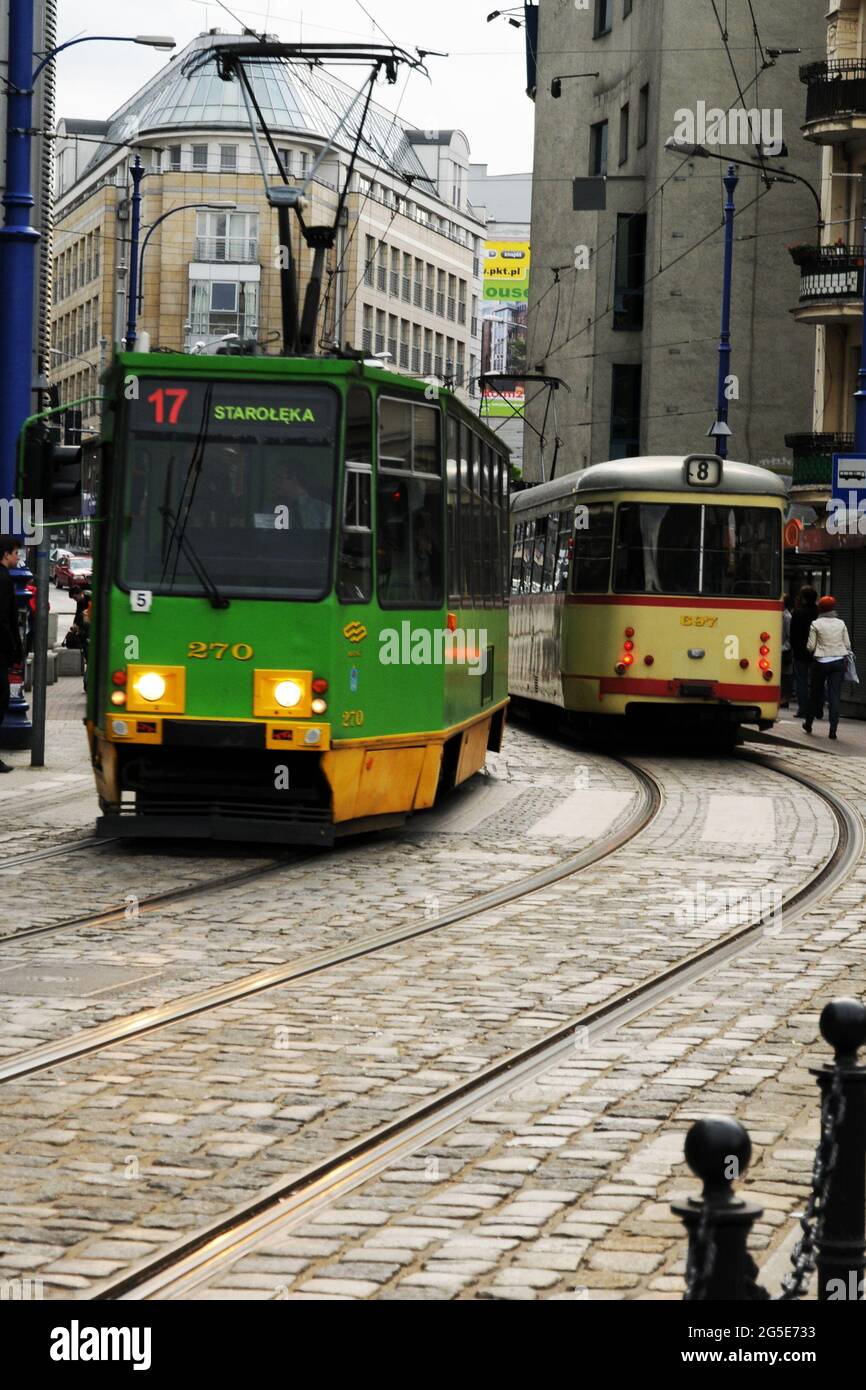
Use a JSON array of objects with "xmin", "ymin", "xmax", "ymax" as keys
[
  {"xmin": 274, "ymin": 679, "xmax": 303, "ymax": 709},
  {"xmin": 311, "ymin": 697, "xmax": 328, "ymax": 715},
  {"xmin": 135, "ymin": 671, "xmax": 167, "ymax": 702}
]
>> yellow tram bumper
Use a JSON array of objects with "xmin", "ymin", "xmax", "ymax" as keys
[{"xmin": 102, "ymin": 714, "xmax": 331, "ymax": 749}]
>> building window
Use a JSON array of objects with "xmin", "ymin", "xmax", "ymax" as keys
[
  {"xmin": 390, "ymin": 248, "xmax": 400, "ymax": 297},
  {"xmin": 195, "ymin": 210, "xmax": 259, "ymax": 262},
  {"xmin": 412, "ymin": 324, "xmax": 421, "ymax": 373},
  {"xmin": 362, "ymin": 304, "xmax": 373, "ymax": 352},
  {"xmin": 413, "ymin": 258, "xmax": 423, "ymax": 307},
  {"xmin": 610, "ymin": 364, "xmax": 642, "ymax": 458},
  {"xmin": 220, "ymin": 144, "xmax": 238, "ymax": 172},
  {"xmin": 402, "ymin": 253, "xmax": 412, "ymax": 301},
  {"xmin": 278, "ymin": 148, "xmax": 293, "ymax": 179},
  {"xmin": 613, "ymin": 213, "xmax": 646, "ymax": 330},
  {"xmin": 638, "ymin": 84, "xmax": 649, "ymax": 147},
  {"xmin": 447, "ymin": 275, "xmax": 456, "ymax": 321},
  {"xmin": 168, "ymin": 145, "xmax": 182, "ymax": 171},
  {"xmin": 192, "ymin": 144, "xmax": 208, "ymax": 170},
  {"xmin": 387, "ymin": 313, "xmax": 398, "ymax": 362},
  {"xmin": 377, "ymin": 244, "xmax": 387, "ymax": 293},
  {"xmin": 619, "ymin": 103, "xmax": 630, "ymax": 166},
  {"xmin": 425, "ymin": 265, "xmax": 434, "ymax": 313},
  {"xmin": 589, "ymin": 120, "xmax": 609, "ymax": 176},
  {"xmin": 594, "ymin": 0, "xmax": 613, "ymax": 36},
  {"xmin": 624, "ymin": 0, "xmax": 633, "ymax": 14},
  {"xmin": 375, "ymin": 308, "xmax": 385, "ymax": 355},
  {"xmin": 364, "ymin": 236, "xmax": 375, "ymax": 288},
  {"xmin": 399, "ymin": 318, "xmax": 410, "ymax": 369},
  {"xmin": 436, "ymin": 270, "xmax": 446, "ymax": 318},
  {"xmin": 188, "ymin": 278, "xmax": 258, "ymax": 343},
  {"xmin": 458, "ymin": 281, "xmax": 467, "ymax": 326}
]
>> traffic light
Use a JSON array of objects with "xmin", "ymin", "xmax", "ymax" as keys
[{"xmin": 19, "ymin": 424, "xmax": 83, "ymax": 522}]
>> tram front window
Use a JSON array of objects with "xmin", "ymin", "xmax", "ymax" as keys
[
  {"xmin": 121, "ymin": 381, "xmax": 338, "ymax": 600},
  {"xmin": 614, "ymin": 502, "xmax": 780, "ymax": 597}
]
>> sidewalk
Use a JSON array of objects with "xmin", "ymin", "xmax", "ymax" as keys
[
  {"xmin": 747, "ymin": 704, "xmax": 866, "ymax": 758},
  {"xmin": 0, "ymin": 674, "xmax": 95, "ymax": 831}
]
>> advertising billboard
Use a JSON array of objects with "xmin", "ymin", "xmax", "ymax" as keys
[{"xmin": 480, "ymin": 239, "xmax": 529, "ymax": 419}]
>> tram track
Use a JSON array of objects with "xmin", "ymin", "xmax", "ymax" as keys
[
  {"xmin": 0, "ymin": 852, "xmax": 312, "ymax": 947},
  {"xmin": 0, "ymin": 756, "xmax": 661, "ymax": 1083},
  {"xmin": 0, "ymin": 834, "xmax": 117, "ymax": 874},
  {"xmin": 90, "ymin": 751, "xmax": 862, "ymax": 1302}
]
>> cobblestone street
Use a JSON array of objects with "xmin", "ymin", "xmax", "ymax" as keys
[{"xmin": 0, "ymin": 706, "xmax": 860, "ymax": 1304}]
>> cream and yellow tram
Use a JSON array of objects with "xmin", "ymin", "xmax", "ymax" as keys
[{"xmin": 509, "ymin": 454, "xmax": 786, "ymax": 737}]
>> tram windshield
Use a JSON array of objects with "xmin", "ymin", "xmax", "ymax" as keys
[
  {"xmin": 613, "ymin": 503, "xmax": 780, "ymax": 597},
  {"xmin": 120, "ymin": 380, "xmax": 339, "ymax": 600}
]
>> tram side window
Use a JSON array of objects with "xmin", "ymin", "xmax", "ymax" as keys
[
  {"xmin": 499, "ymin": 456, "xmax": 510, "ymax": 603},
  {"xmin": 542, "ymin": 511, "xmax": 559, "ymax": 590},
  {"xmin": 446, "ymin": 415, "xmax": 460, "ymax": 602},
  {"xmin": 572, "ymin": 502, "xmax": 614, "ymax": 592},
  {"xmin": 530, "ymin": 515, "xmax": 547, "ymax": 593},
  {"xmin": 511, "ymin": 520, "xmax": 525, "ymax": 593},
  {"xmin": 521, "ymin": 518, "xmax": 536, "ymax": 593},
  {"xmin": 377, "ymin": 397, "xmax": 442, "ymax": 607},
  {"xmin": 481, "ymin": 445, "xmax": 495, "ymax": 602},
  {"xmin": 554, "ymin": 509, "xmax": 573, "ymax": 592},
  {"xmin": 338, "ymin": 388, "xmax": 372, "ymax": 603},
  {"xmin": 459, "ymin": 425, "xmax": 473, "ymax": 602}
]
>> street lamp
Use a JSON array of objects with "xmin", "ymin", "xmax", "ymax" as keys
[
  {"xmin": 550, "ymin": 71, "xmax": 600, "ymax": 98},
  {"xmin": 664, "ymin": 137, "xmax": 823, "ymax": 229},
  {"xmin": 0, "ymin": 15, "xmax": 176, "ymax": 499},
  {"xmin": 665, "ymin": 137, "xmax": 824, "ymax": 457},
  {"xmin": 133, "ymin": 202, "xmax": 238, "ymax": 343}
]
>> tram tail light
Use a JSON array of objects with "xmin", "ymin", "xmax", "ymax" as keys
[
  {"xmin": 615, "ymin": 662, "xmax": 627, "ymax": 676},
  {"xmin": 763, "ymin": 670, "xmax": 774, "ymax": 682},
  {"xmin": 759, "ymin": 645, "xmax": 770, "ymax": 656},
  {"xmin": 644, "ymin": 655, "xmax": 654, "ymax": 666},
  {"xmin": 759, "ymin": 659, "xmax": 770, "ymax": 671},
  {"xmin": 740, "ymin": 658, "xmax": 750, "ymax": 669},
  {"xmin": 111, "ymin": 669, "xmax": 127, "ymax": 687},
  {"xmin": 311, "ymin": 678, "xmax": 329, "ymax": 694},
  {"xmin": 760, "ymin": 631, "xmax": 770, "ymax": 642}
]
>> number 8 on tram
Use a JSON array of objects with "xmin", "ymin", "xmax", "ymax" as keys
[{"xmin": 508, "ymin": 453, "xmax": 786, "ymax": 738}]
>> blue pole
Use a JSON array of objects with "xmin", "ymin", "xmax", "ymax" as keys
[
  {"xmin": 715, "ymin": 165, "xmax": 739, "ymax": 461},
  {"xmin": 125, "ymin": 156, "xmax": 145, "ymax": 350},
  {"xmin": 0, "ymin": 0, "xmax": 39, "ymax": 502},
  {"xmin": 854, "ymin": 175, "xmax": 866, "ymax": 452}
]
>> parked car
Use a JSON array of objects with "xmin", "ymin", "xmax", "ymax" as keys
[
  {"xmin": 50, "ymin": 548, "xmax": 71, "ymax": 581},
  {"xmin": 54, "ymin": 554, "xmax": 92, "ymax": 589}
]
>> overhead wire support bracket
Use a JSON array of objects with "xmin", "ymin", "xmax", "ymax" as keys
[{"xmin": 183, "ymin": 37, "xmax": 429, "ymax": 357}]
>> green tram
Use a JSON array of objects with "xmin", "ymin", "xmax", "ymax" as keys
[{"xmin": 87, "ymin": 352, "xmax": 510, "ymax": 844}]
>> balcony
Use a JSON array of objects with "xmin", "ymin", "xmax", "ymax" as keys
[
  {"xmin": 800, "ymin": 59, "xmax": 866, "ymax": 143},
  {"xmin": 788, "ymin": 244, "xmax": 864, "ymax": 325},
  {"xmin": 785, "ymin": 431, "xmax": 853, "ymax": 501},
  {"xmin": 193, "ymin": 237, "xmax": 258, "ymax": 263}
]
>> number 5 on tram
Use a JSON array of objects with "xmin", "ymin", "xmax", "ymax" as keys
[{"xmin": 508, "ymin": 454, "xmax": 786, "ymax": 738}]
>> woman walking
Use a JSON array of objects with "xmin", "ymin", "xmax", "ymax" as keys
[
  {"xmin": 803, "ymin": 595, "xmax": 852, "ymax": 740},
  {"xmin": 790, "ymin": 586, "xmax": 819, "ymax": 719}
]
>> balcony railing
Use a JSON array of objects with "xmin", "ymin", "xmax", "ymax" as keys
[
  {"xmin": 785, "ymin": 431, "xmax": 854, "ymax": 489},
  {"xmin": 788, "ymin": 244, "xmax": 864, "ymax": 305},
  {"xmin": 193, "ymin": 237, "xmax": 258, "ymax": 263},
  {"xmin": 801, "ymin": 59, "xmax": 866, "ymax": 126}
]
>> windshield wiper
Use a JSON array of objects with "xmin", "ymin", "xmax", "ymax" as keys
[{"xmin": 159, "ymin": 506, "xmax": 230, "ymax": 610}]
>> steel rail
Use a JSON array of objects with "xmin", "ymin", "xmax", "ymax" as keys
[
  {"xmin": 0, "ymin": 760, "xmax": 660, "ymax": 1083},
  {"xmin": 90, "ymin": 755, "xmax": 862, "ymax": 1301}
]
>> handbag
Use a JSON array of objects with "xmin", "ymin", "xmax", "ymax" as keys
[{"xmin": 845, "ymin": 652, "xmax": 859, "ymax": 684}]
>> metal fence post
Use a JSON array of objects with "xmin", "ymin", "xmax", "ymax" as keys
[
  {"xmin": 812, "ymin": 998, "xmax": 866, "ymax": 1302},
  {"xmin": 672, "ymin": 1117, "xmax": 767, "ymax": 1300}
]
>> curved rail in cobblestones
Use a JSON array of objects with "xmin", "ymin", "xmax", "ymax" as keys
[
  {"xmin": 0, "ymin": 758, "xmax": 661, "ymax": 1082},
  {"xmin": 89, "ymin": 754, "xmax": 863, "ymax": 1301},
  {"xmin": 0, "ymin": 853, "xmax": 318, "ymax": 947},
  {"xmin": 0, "ymin": 835, "xmax": 117, "ymax": 874}
]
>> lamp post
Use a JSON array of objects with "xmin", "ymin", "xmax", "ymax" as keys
[
  {"xmin": 132, "ymin": 201, "xmax": 238, "ymax": 347},
  {"xmin": 0, "ymin": 18, "xmax": 175, "ymax": 499},
  {"xmin": 665, "ymin": 138, "xmax": 824, "ymax": 457},
  {"xmin": 854, "ymin": 173, "xmax": 866, "ymax": 453}
]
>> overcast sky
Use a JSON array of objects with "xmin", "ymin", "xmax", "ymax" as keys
[{"xmin": 53, "ymin": 0, "xmax": 535, "ymax": 172}]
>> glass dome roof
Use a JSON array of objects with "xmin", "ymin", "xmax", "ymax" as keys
[{"xmin": 77, "ymin": 32, "xmax": 433, "ymax": 189}]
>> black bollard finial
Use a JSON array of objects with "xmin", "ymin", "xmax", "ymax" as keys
[
  {"xmin": 683, "ymin": 1116, "xmax": 752, "ymax": 1208},
  {"xmin": 819, "ymin": 998, "xmax": 866, "ymax": 1068}
]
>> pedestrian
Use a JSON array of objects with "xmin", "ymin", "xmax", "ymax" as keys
[
  {"xmin": 780, "ymin": 592, "xmax": 793, "ymax": 707},
  {"xmin": 790, "ymin": 585, "xmax": 819, "ymax": 719},
  {"xmin": 0, "ymin": 535, "xmax": 24, "ymax": 773},
  {"xmin": 803, "ymin": 595, "xmax": 852, "ymax": 740}
]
